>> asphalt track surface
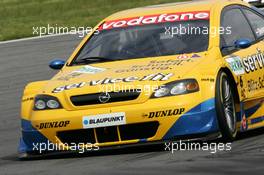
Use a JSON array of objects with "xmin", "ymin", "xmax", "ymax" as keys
[{"xmin": 0, "ymin": 34, "xmax": 264, "ymax": 175}]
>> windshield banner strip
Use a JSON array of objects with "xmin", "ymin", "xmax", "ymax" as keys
[{"xmin": 99, "ymin": 11, "xmax": 210, "ymax": 30}]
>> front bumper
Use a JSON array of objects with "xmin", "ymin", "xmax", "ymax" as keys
[{"xmin": 19, "ymin": 96, "xmax": 219, "ymax": 155}]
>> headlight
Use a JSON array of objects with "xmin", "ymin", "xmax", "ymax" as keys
[
  {"xmin": 34, "ymin": 95, "xmax": 62, "ymax": 110},
  {"xmin": 35, "ymin": 100, "xmax": 46, "ymax": 110},
  {"xmin": 152, "ymin": 79, "xmax": 199, "ymax": 98},
  {"xmin": 154, "ymin": 87, "xmax": 170, "ymax": 97}
]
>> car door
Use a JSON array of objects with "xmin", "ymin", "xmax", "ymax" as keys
[
  {"xmin": 220, "ymin": 6, "xmax": 264, "ymax": 100},
  {"xmin": 241, "ymin": 6, "xmax": 264, "ymax": 99}
]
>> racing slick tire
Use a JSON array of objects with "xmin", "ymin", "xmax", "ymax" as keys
[{"xmin": 215, "ymin": 71, "xmax": 238, "ymax": 142}]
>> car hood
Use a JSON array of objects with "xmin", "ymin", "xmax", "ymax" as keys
[{"xmin": 43, "ymin": 53, "xmax": 206, "ymax": 96}]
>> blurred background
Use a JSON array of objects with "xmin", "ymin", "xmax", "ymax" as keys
[{"xmin": 0, "ymin": 0, "xmax": 186, "ymax": 41}]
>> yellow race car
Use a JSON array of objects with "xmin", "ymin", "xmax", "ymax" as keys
[{"xmin": 19, "ymin": 0, "xmax": 264, "ymax": 158}]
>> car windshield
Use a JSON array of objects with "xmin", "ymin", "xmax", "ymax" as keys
[{"xmin": 71, "ymin": 20, "xmax": 209, "ymax": 65}]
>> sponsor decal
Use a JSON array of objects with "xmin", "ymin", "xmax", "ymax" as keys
[
  {"xmin": 239, "ymin": 76, "xmax": 247, "ymax": 98},
  {"xmin": 241, "ymin": 115, "xmax": 248, "ymax": 131},
  {"xmin": 201, "ymin": 78, "xmax": 215, "ymax": 82},
  {"xmin": 56, "ymin": 66, "xmax": 105, "ymax": 81},
  {"xmin": 115, "ymin": 59, "xmax": 193, "ymax": 73},
  {"xmin": 52, "ymin": 73, "xmax": 174, "ymax": 93},
  {"xmin": 226, "ymin": 56, "xmax": 245, "ymax": 75},
  {"xmin": 177, "ymin": 55, "xmax": 189, "ymax": 59},
  {"xmin": 247, "ymin": 75, "xmax": 264, "ymax": 92},
  {"xmin": 242, "ymin": 48, "xmax": 264, "ymax": 73},
  {"xmin": 53, "ymin": 82, "xmax": 86, "ymax": 93},
  {"xmin": 36, "ymin": 121, "xmax": 70, "ymax": 129},
  {"xmin": 57, "ymin": 72, "xmax": 82, "ymax": 81},
  {"xmin": 22, "ymin": 97, "xmax": 34, "ymax": 102},
  {"xmin": 239, "ymin": 76, "xmax": 244, "ymax": 88},
  {"xmin": 88, "ymin": 73, "xmax": 172, "ymax": 86},
  {"xmin": 99, "ymin": 11, "xmax": 210, "ymax": 30},
  {"xmin": 144, "ymin": 108, "xmax": 185, "ymax": 118},
  {"xmin": 226, "ymin": 49, "xmax": 264, "ymax": 75},
  {"xmin": 191, "ymin": 54, "xmax": 201, "ymax": 58},
  {"xmin": 83, "ymin": 112, "xmax": 126, "ymax": 128},
  {"xmin": 73, "ymin": 65, "xmax": 106, "ymax": 74},
  {"xmin": 240, "ymin": 102, "xmax": 247, "ymax": 132}
]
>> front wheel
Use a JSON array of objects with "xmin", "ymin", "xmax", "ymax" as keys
[{"xmin": 215, "ymin": 71, "xmax": 237, "ymax": 141}]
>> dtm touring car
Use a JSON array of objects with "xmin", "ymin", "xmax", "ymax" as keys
[{"xmin": 19, "ymin": 0, "xmax": 264, "ymax": 158}]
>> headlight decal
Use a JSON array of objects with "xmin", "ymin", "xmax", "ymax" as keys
[
  {"xmin": 34, "ymin": 95, "xmax": 62, "ymax": 110},
  {"xmin": 151, "ymin": 79, "xmax": 199, "ymax": 98}
]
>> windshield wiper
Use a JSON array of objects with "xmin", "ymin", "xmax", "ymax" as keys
[{"xmin": 73, "ymin": 57, "xmax": 117, "ymax": 65}]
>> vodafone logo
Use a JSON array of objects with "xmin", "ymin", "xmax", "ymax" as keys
[{"xmin": 99, "ymin": 11, "xmax": 210, "ymax": 30}]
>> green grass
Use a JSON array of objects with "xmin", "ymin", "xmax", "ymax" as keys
[{"xmin": 0, "ymin": 0, "xmax": 186, "ymax": 41}]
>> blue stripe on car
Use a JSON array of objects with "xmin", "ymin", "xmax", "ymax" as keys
[
  {"xmin": 163, "ymin": 98, "xmax": 219, "ymax": 140},
  {"xmin": 18, "ymin": 119, "xmax": 49, "ymax": 153}
]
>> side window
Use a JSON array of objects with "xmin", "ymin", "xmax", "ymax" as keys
[
  {"xmin": 243, "ymin": 8, "xmax": 264, "ymax": 38},
  {"xmin": 221, "ymin": 8, "xmax": 255, "ymax": 52}
]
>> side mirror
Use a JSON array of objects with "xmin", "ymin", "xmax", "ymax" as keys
[
  {"xmin": 49, "ymin": 59, "xmax": 66, "ymax": 70},
  {"xmin": 234, "ymin": 39, "xmax": 252, "ymax": 49}
]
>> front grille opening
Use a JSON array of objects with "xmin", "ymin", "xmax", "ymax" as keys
[
  {"xmin": 56, "ymin": 121, "xmax": 159, "ymax": 145},
  {"xmin": 57, "ymin": 129, "xmax": 96, "ymax": 144},
  {"xmin": 96, "ymin": 126, "xmax": 119, "ymax": 143},
  {"xmin": 70, "ymin": 90, "xmax": 140, "ymax": 106},
  {"xmin": 119, "ymin": 122, "xmax": 159, "ymax": 140}
]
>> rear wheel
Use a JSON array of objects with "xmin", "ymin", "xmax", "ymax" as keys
[{"xmin": 215, "ymin": 71, "xmax": 237, "ymax": 141}]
